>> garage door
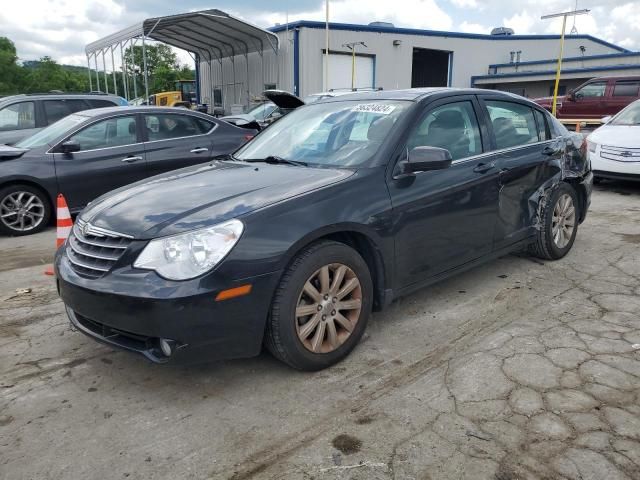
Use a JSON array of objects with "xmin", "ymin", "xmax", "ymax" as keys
[{"xmin": 323, "ymin": 53, "xmax": 374, "ymax": 91}]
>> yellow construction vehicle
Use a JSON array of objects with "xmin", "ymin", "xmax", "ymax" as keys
[{"xmin": 148, "ymin": 80, "xmax": 196, "ymax": 108}]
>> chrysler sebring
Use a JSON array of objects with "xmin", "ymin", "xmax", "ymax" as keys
[{"xmin": 55, "ymin": 88, "xmax": 592, "ymax": 370}]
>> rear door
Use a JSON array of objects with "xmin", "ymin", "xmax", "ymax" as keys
[
  {"xmin": 478, "ymin": 96, "xmax": 562, "ymax": 249},
  {"xmin": 608, "ymin": 79, "xmax": 640, "ymax": 116},
  {"xmin": 387, "ymin": 95, "xmax": 500, "ymax": 288},
  {"xmin": 54, "ymin": 114, "xmax": 148, "ymax": 210},
  {"xmin": 42, "ymin": 99, "xmax": 91, "ymax": 126},
  {"xmin": 142, "ymin": 112, "xmax": 217, "ymax": 176}
]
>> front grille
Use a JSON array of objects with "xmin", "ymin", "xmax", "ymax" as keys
[
  {"xmin": 66, "ymin": 219, "xmax": 133, "ymax": 278},
  {"xmin": 600, "ymin": 145, "xmax": 640, "ymax": 163}
]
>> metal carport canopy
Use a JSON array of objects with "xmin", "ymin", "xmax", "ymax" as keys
[{"xmin": 84, "ymin": 9, "xmax": 279, "ymax": 103}]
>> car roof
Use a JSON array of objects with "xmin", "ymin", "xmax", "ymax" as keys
[
  {"xmin": 0, "ymin": 93, "xmax": 122, "ymax": 103},
  {"xmin": 74, "ymin": 106, "xmax": 213, "ymax": 118},
  {"xmin": 318, "ymin": 87, "xmax": 534, "ymax": 103}
]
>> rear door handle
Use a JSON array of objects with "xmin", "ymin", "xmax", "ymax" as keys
[
  {"xmin": 542, "ymin": 146, "xmax": 559, "ymax": 156},
  {"xmin": 190, "ymin": 147, "xmax": 208, "ymax": 154},
  {"xmin": 473, "ymin": 161, "xmax": 495, "ymax": 173},
  {"xmin": 121, "ymin": 155, "xmax": 143, "ymax": 163}
]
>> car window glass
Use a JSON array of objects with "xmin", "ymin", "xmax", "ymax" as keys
[
  {"xmin": 248, "ymin": 102, "xmax": 277, "ymax": 121},
  {"xmin": 613, "ymin": 81, "xmax": 640, "ymax": 97},
  {"xmin": 485, "ymin": 101, "xmax": 539, "ymax": 150},
  {"xmin": 86, "ymin": 99, "xmax": 118, "ymax": 108},
  {"xmin": 575, "ymin": 82, "xmax": 606, "ymax": 99},
  {"xmin": 610, "ymin": 101, "xmax": 640, "ymax": 126},
  {"xmin": 533, "ymin": 109, "xmax": 550, "ymax": 141},
  {"xmin": 144, "ymin": 114, "xmax": 210, "ymax": 141},
  {"xmin": 0, "ymin": 102, "xmax": 35, "ymax": 131},
  {"xmin": 407, "ymin": 101, "xmax": 482, "ymax": 160},
  {"xmin": 44, "ymin": 100, "xmax": 89, "ymax": 125},
  {"xmin": 69, "ymin": 116, "xmax": 137, "ymax": 151}
]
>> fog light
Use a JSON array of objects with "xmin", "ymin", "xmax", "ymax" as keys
[{"xmin": 159, "ymin": 338, "xmax": 174, "ymax": 357}]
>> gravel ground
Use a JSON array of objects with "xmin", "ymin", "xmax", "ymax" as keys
[{"xmin": 1, "ymin": 181, "xmax": 639, "ymax": 480}]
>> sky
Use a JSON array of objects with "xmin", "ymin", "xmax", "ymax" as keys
[{"xmin": 0, "ymin": 0, "xmax": 638, "ymax": 67}]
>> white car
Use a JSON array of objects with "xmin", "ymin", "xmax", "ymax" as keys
[{"xmin": 587, "ymin": 99, "xmax": 640, "ymax": 182}]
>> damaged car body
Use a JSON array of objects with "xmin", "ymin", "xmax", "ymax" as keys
[{"xmin": 55, "ymin": 88, "xmax": 592, "ymax": 371}]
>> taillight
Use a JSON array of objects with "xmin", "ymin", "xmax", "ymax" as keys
[{"xmin": 244, "ymin": 134, "xmax": 254, "ymax": 141}]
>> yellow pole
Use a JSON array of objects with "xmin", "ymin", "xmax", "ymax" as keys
[
  {"xmin": 551, "ymin": 15, "xmax": 567, "ymax": 117},
  {"xmin": 351, "ymin": 46, "xmax": 356, "ymax": 90}
]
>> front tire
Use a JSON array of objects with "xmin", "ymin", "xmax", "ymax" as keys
[
  {"xmin": 0, "ymin": 184, "xmax": 51, "ymax": 236},
  {"xmin": 530, "ymin": 183, "xmax": 579, "ymax": 260},
  {"xmin": 265, "ymin": 241, "xmax": 373, "ymax": 371}
]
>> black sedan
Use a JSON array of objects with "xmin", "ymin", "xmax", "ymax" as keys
[
  {"xmin": 55, "ymin": 88, "xmax": 592, "ymax": 371},
  {"xmin": 0, "ymin": 106, "xmax": 255, "ymax": 235}
]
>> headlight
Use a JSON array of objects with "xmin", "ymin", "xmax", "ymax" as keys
[
  {"xmin": 133, "ymin": 219, "xmax": 244, "ymax": 280},
  {"xmin": 587, "ymin": 140, "xmax": 597, "ymax": 153}
]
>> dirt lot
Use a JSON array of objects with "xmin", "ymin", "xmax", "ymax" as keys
[{"xmin": 1, "ymin": 182, "xmax": 640, "ymax": 480}]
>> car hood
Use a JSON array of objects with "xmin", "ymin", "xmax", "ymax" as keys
[
  {"xmin": 589, "ymin": 124, "xmax": 640, "ymax": 148},
  {"xmin": 263, "ymin": 89, "xmax": 305, "ymax": 109},
  {"xmin": 0, "ymin": 144, "xmax": 30, "ymax": 160},
  {"xmin": 80, "ymin": 160, "xmax": 354, "ymax": 239}
]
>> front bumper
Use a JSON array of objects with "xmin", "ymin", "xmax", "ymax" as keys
[{"xmin": 56, "ymin": 250, "xmax": 281, "ymax": 363}]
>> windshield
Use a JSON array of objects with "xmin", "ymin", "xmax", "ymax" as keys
[
  {"xmin": 610, "ymin": 101, "xmax": 640, "ymax": 126},
  {"xmin": 235, "ymin": 100, "xmax": 410, "ymax": 167},
  {"xmin": 16, "ymin": 113, "xmax": 87, "ymax": 149},
  {"xmin": 247, "ymin": 102, "xmax": 277, "ymax": 121}
]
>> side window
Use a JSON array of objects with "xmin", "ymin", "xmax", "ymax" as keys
[
  {"xmin": 0, "ymin": 102, "xmax": 35, "ymax": 131},
  {"xmin": 407, "ymin": 101, "xmax": 482, "ymax": 161},
  {"xmin": 43, "ymin": 100, "xmax": 89, "ymax": 125},
  {"xmin": 533, "ymin": 109, "xmax": 550, "ymax": 141},
  {"xmin": 575, "ymin": 82, "xmax": 606, "ymax": 99},
  {"xmin": 86, "ymin": 99, "xmax": 118, "ymax": 109},
  {"xmin": 144, "ymin": 114, "xmax": 211, "ymax": 141},
  {"xmin": 68, "ymin": 116, "xmax": 137, "ymax": 151},
  {"xmin": 486, "ymin": 100, "xmax": 539, "ymax": 150},
  {"xmin": 613, "ymin": 81, "xmax": 640, "ymax": 97}
]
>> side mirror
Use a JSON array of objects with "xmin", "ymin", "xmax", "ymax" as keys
[
  {"xmin": 567, "ymin": 90, "xmax": 576, "ymax": 101},
  {"xmin": 405, "ymin": 146, "xmax": 453, "ymax": 173},
  {"xmin": 601, "ymin": 115, "xmax": 612, "ymax": 124},
  {"xmin": 61, "ymin": 140, "xmax": 80, "ymax": 154}
]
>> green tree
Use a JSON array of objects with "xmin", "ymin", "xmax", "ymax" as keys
[
  {"xmin": 124, "ymin": 44, "xmax": 180, "ymax": 93},
  {"xmin": 0, "ymin": 37, "xmax": 24, "ymax": 94}
]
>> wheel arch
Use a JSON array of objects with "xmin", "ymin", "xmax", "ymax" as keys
[
  {"xmin": 280, "ymin": 225, "xmax": 390, "ymax": 312},
  {"xmin": 563, "ymin": 178, "xmax": 588, "ymax": 223}
]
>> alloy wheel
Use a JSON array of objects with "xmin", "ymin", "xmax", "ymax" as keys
[
  {"xmin": 551, "ymin": 193, "xmax": 576, "ymax": 249},
  {"xmin": 0, "ymin": 191, "xmax": 46, "ymax": 232},
  {"xmin": 295, "ymin": 263, "xmax": 362, "ymax": 354}
]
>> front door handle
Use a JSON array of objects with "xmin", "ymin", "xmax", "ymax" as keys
[
  {"xmin": 121, "ymin": 155, "xmax": 143, "ymax": 163},
  {"xmin": 473, "ymin": 161, "xmax": 495, "ymax": 173},
  {"xmin": 190, "ymin": 147, "xmax": 208, "ymax": 154}
]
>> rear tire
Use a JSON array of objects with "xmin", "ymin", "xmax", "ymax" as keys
[
  {"xmin": 529, "ymin": 183, "xmax": 579, "ymax": 260},
  {"xmin": 265, "ymin": 240, "xmax": 373, "ymax": 371},
  {"xmin": 0, "ymin": 184, "xmax": 51, "ymax": 236}
]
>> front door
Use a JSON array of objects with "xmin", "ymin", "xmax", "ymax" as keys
[
  {"xmin": 54, "ymin": 114, "xmax": 148, "ymax": 210},
  {"xmin": 560, "ymin": 80, "xmax": 608, "ymax": 119},
  {"xmin": 142, "ymin": 112, "xmax": 216, "ymax": 177},
  {"xmin": 387, "ymin": 96, "xmax": 500, "ymax": 289}
]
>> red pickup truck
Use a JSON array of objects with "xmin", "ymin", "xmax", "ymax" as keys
[{"xmin": 534, "ymin": 76, "xmax": 640, "ymax": 119}]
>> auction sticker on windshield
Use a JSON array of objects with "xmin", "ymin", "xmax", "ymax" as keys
[{"xmin": 351, "ymin": 104, "xmax": 396, "ymax": 115}]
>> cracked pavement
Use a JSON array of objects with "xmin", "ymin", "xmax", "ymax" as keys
[{"xmin": 1, "ymin": 182, "xmax": 640, "ymax": 480}]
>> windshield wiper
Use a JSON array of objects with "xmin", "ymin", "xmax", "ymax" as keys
[{"xmin": 242, "ymin": 156, "xmax": 308, "ymax": 167}]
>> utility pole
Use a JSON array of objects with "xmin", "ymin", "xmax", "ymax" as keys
[
  {"xmin": 325, "ymin": 0, "xmax": 329, "ymax": 91},
  {"xmin": 541, "ymin": 8, "xmax": 589, "ymax": 116},
  {"xmin": 342, "ymin": 41, "xmax": 366, "ymax": 90}
]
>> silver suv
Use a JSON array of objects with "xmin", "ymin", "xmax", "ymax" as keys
[{"xmin": 0, "ymin": 92, "xmax": 126, "ymax": 145}]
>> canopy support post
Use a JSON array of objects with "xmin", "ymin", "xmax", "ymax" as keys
[
  {"xmin": 120, "ymin": 41, "xmax": 129, "ymax": 101},
  {"xmin": 87, "ymin": 54, "xmax": 93, "ymax": 91},
  {"xmin": 111, "ymin": 46, "xmax": 117, "ymax": 95},
  {"xmin": 244, "ymin": 53, "xmax": 250, "ymax": 109},
  {"xmin": 102, "ymin": 50, "xmax": 109, "ymax": 94},
  {"xmin": 94, "ymin": 54, "xmax": 100, "ymax": 92},
  {"xmin": 142, "ymin": 36, "xmax": 150, "ymax": 102}
]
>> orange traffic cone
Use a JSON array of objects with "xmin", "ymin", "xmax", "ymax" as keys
[{"xmin": 44, "ymin": 194, "xmax": 73, "ymax": 276}]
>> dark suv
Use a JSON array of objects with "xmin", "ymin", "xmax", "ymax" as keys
[
  {"xmin": 56, "ymin": 88, "xmax": 592, "ymax": 371},
  {"xmin": 0, "ymin": 92, "xmax": 126, "ymax": 145}
]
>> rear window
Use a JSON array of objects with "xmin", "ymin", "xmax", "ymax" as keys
[
  {"xmin": 485, "ymin": 100, "xmax": 539, "ymax": 149},
  {"xmin": 613, "ymin": 81, "xmax": 640, "ymax": 97},
  {"xmin": 86, "ymin": 99, "xmax": 119, "ymax": 108}
]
